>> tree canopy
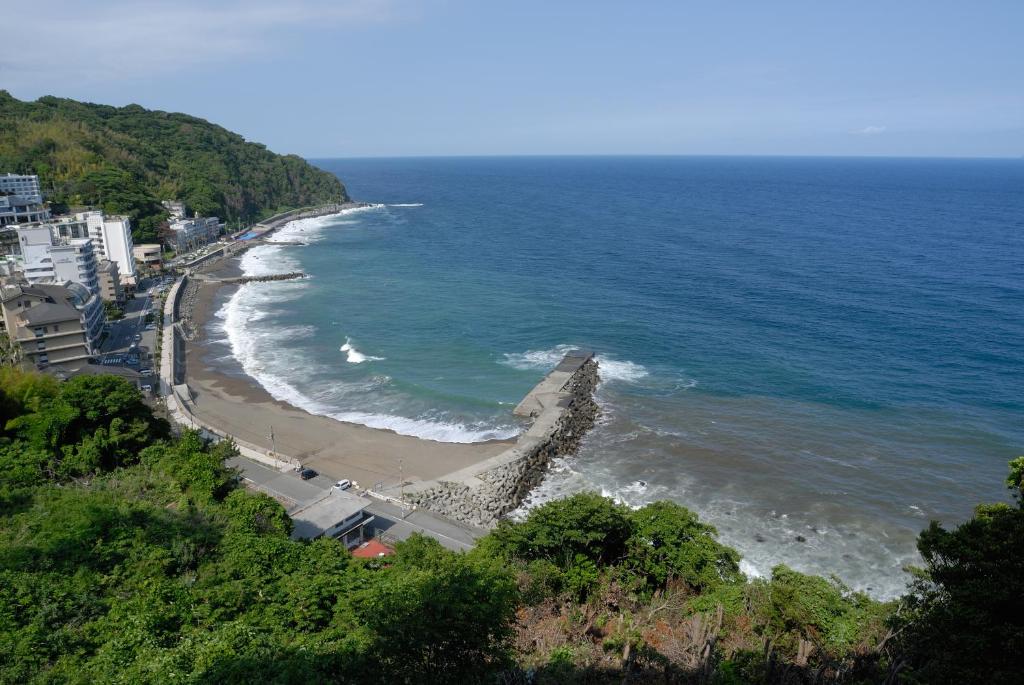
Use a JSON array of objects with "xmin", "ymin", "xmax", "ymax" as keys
[
  {"xmin": 0, "ymin": 367, "xmax": 1020, "ymax": 683},
  {"xmin": 0, "ymin": 91, "xmax": 349, "ymax": 241}
]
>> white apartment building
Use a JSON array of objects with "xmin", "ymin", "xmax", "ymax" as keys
[
  {"xmin": 166, "ymin": 216, "xmax": 223, "ymax": 253},
  {"xmin": 50, "ymin": 239, "xmax": 100, "ymax": 295},
  {"xmin": 13, "ymin": 215, "xmax": 89, "ymax": 258},
  {"xmin": 0, "ymin": 173, "xmax": 49, "ymax": 226},
  {"xmin": 16, "ymin": 225, "xmax": 57, "ymax": 283},
  {"xmin": 16, "ymin": 226, "xmax": 101, "ymax": 296},
  {"xmin": 48, "ymin": 215, "xmax": 89, "ymax": 240},
  {"xmin": 80, "ymin": 211, "xmax": 136, "ymax": 287}
]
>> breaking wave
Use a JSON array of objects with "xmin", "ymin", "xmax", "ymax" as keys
[
  {"xmin": 218, "ymin": 216, "xmax": 518, "ymax": 444},
  {"xmin": 340, "ymin": 337, "xmax": 385, "ymax": 364},
  {"xmin": 501, "ymin": 344, "xmax": 649, "ymax": 383}
]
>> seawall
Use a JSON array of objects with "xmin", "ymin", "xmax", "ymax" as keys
[
  {"xmin": 159, "ymin": 262, "xmax": 301, "ymax": 471},
  {"xmin": 403, "ymin": 350, "xmax": 600, "ymax": 528}
]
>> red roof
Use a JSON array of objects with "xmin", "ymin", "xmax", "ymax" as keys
[{"xmin": 351, "ymin": 539, "xmax": 395, "ymax": 558}]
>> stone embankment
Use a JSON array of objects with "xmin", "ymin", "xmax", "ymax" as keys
[
  {"xmin": 177, "ymin": 277, "xmax": 203, "ymax": 341},
  {"xmin": 218, "ymin": 272, "xmax": 305, "ymax": 285},
  {"xmin": 403, "ymin": 350, "xmax": 600, "ymax": 528}
]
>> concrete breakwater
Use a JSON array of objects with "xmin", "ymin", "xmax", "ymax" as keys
[
  {"xmin": 217, "ymin": 271, "xmax": 305, "ymax": 285},
  {"xmin": 403, "ymin": 350, "xmax": 600, "ymax": 528}
]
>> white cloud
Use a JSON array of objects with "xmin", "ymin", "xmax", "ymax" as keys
[
  {"xmin": 0, "ymin": 0, "xmax": 396, "ymax": 89},
  {"xmin": 851, "ymin": 125, "xmax": 887, "ymax": 136}
]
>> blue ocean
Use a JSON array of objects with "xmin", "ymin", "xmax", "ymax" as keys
[{"xmin": 212, "ymin": 156, "xmax": 1024, "ymax": 598}]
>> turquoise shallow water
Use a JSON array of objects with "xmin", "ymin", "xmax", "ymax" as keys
[{"xmin": 210, "ymin": 156, "xmax": 1024, "ymax": 598}]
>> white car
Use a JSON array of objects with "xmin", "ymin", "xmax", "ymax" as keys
[
  {"xmin": 140, "ymin": 384, "xmax": 152, "ymax": 393},
  {"xmin": 332, "ymin": 479, "xmax": 352, "ymax": 491},
  {"xmin": 139, "ymin": 369, "xmax": 153, "ymax": 377}
]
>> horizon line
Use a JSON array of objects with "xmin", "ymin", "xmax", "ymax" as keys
[{"xmin": 307, "ymin": 152, "xmax": 1024, "ymax": 162}]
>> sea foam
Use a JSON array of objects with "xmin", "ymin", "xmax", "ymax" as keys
[
  {"xmin": 340, "ymin": 337, "xmax": 385, "ymax": 364},
  {"xmin": 501, "ymin": 344, "xmax": 649, "ymax": 383},
  {"xmin": 216, "ymin": 213, "xmax": 518, "ymax": 444}
]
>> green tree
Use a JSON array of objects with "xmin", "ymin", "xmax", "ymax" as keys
[
  {"xmin": 4, "ymin": 374, "xmax": 168, "ymax": 481},
  {"xmin": 352, "ymin": 535, "xmax": 519, "ymax": 683},
  {"xmin": 222, "ymin": 489, "xmax": 292, "ymax": 537},
  {"xmin": 896, "ymin": 459, "xmax": 1024, "ymax": 684},
  {"xmin": 0, "ymin": 367, "xmax": 58, "ymax": 434},
  {"xmin": 624, "ymin": 500, "xmax": 742, "ymax": 593},
  {"xmin": 482, "ymin": 493, "xmax": 632, "ymax": 570}
]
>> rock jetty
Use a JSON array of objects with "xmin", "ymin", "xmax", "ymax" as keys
[
  {"xmin": 220, "ymin": 272, "xmax": 306, "ymax": 285},
  {"xmin": 403, "ymin": 350, "xmax": 600, "ymax": 528}
]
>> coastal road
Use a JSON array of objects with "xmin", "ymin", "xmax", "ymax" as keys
[
  {"xmin": 100, "ymin": 277, "xmax": 162, "ymax": 362},
  {"xmin": 226, "ymin": 454, "xmax": 482, "ymax": 552}
]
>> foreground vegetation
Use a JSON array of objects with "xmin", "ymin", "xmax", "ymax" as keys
[
  {"xmin": 0, "ymin": 367, "xmax": 1020, "ymax": 683},
  {"xmin": 0, "ymin": 91, "xmax": 348, "ymax": 241}
]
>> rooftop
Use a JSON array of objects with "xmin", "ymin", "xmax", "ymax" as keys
[
  {"xmin": 58, "ymin": 364, "xmax": 140, "ymax": 381},
  {"xmin": 19, "ymin": 301, "xmax": 81, "ymax": 326},
  {"xmin": 351, "ymin": 539, "xmax": 395, "ymax": 559},
  {"xmin": 290, "ymin": 490, "xmax": 371, "ymax": 541},
  {"xmin": 2, "ymin": 282, "xmax": 71, "ymax": 304}
]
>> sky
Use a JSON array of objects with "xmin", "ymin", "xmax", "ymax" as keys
[{"xmin": 3, "ymin": 0, "xmax": 1022, "ymax": 158}]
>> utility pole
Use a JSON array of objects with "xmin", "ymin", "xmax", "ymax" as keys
[{"xmin": 399, "ymin": 457, "xmax": 409, "ymax": 518}]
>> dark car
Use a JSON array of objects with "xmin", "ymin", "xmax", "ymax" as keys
[{"xmin": 299, "ymin": 468, "xmax": 318, "ymax": 480}]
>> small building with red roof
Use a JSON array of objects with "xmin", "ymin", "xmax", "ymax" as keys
[{"xmin": 351, "ymin": 539, "xmax": 395, "ymax": 559}]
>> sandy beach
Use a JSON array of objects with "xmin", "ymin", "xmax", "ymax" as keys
[{"xmin": 182, "ymin": 256, "xmax": 512, "ymax": 490}]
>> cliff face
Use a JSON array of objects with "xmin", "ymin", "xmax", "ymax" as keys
[{"xmin": 0, "ymin": 91, "xmax": 349, "ymax": 240}]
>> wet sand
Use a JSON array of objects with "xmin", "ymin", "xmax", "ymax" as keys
[{"xmin": 183, "ymin": 257, "xmax": 512, "ymax": 490}]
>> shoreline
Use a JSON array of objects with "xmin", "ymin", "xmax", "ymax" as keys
[
  {"xmin": 164, "ymin": 202, "xmax": 602, "ymax": 528},
  {"xmin": 181, "ymin": 263, "xmax": 513, "ymax": 489}
]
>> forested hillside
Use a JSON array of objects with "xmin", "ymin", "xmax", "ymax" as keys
[
  {"xmin": 0, "ymin": 367, "xmax": 1021, "ymax": 683},
  {"xmin": 0, "ymin": 91, "xmax": 348, "ymax": 241}
]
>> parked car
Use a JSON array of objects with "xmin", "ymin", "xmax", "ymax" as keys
[
  {"xmin": 332, "ymin": 479, "xmax": 352, "ymax": 491},
  {"xmin": 139, "ymin": 369, "xmax": 153, "ymax": 377},
  {"xmin": 140, "ymin": 384, "xmax": 152, "ymax": 393},
  {"xmin": 299, "ymin": 468, "xmax": 318, "ymax": 480}
]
